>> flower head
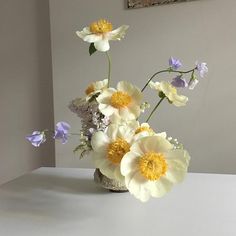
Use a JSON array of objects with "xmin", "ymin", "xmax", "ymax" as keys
[
  {"xmin": 97, "ymin": 81, "xmax": 142, "ymax": 121},
  {"xmin": 171, "ymin": 75, "xmax": 188, "ymax": 88},
  {"xmin": 76, "ymin": 19, "xmax": 129, "ymax": 52},
  {"xmin": 91, "ymin": 123, "xmax": 135, "ymax": 182},
  {"xmin": 26, "ymin": 131, "xmax": 46, "ymax": 147},
  {"xmin": 54, "ymin": 122, "xmax": 70, "ymax": 144},
  {"xmin": 196, "ymin": 62, "xmax": 208, "ymax": 78},
  {"xmin": 85, "ymin": 79, "xmax": 108, "ymax": 100},
  {"xmin": 121, "ymin": 136, "xmax": 190, "ymax": 202},
  {"xmin": 149, "ymin": 81, "xmax": 188, "ymax": 107},
  {"xmin": 169, "ymin": 57, "xmax": 182, "ymax": 70}
]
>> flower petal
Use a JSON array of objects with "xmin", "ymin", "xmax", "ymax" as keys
[
  {"xmin": 107, "ymin": 25, "xmax": 129, "ymax": 40},
  {"xmin": 91, "ymin": 131, "xmax": 109, "ymax": 153},
  {"xmin": 94, "ymin": 39, "xmax": 110, "ymax": 52}
]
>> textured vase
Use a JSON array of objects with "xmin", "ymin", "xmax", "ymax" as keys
[{"xmin": 93, "ymin": 168, "xmax": 128, "ymax": 192}]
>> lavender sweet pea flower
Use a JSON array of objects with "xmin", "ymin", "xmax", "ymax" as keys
[
  {"xmin": 196, "ymin": 62, "xmax": 208, "ymax": 78},
  {"xmin": 188, "ymin": 79, "xmax": 199, "ymax": 90},
  {"xmin": 169, "ymin": 57, "xmax": 182, "ymax": 70},
  {"xmin": 171, "ymin": 75, "xmax": 188, "ymax": 88},
  {"xmin": 54, "ymin": 121, "xmax": 70, "ymax": 144},
  {"xmin": 26, "ymin": 131, "xmax": 46, "ymax": 147}
]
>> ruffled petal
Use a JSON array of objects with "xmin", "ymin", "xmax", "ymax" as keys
[
  {"xmin": 91, "ymin": 132, "xmax": 109, "ymax": 153},
  {"xmin": 107, "ymin": 25, "xmax": 129, "ymax": 40}
]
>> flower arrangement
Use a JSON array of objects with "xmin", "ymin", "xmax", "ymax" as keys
[{"xmin": 26, "ymin": 19, "xmax": 208, "ymax": 202}]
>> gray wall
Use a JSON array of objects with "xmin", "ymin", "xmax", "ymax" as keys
[
  {"xmin": 0, "ymin": 0, "xmax": 55, "ymax": 185},
  {"xmin": 49, "ymin": 0, "xmax": 236, "ymax": 174}
]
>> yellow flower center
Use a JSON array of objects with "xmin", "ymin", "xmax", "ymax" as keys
[
  {"xmin": 107, "ymin": 138, "xmax": 130, "ymax": 165},
  {"xmin": 85, "ymin": 84, "xmax": 95, "ymax": 95},
  {"xmin": 139, "ymin": 152, "xmax": 168, "ymax": 181},
  {"xmin": 135, "ymin": 126, "xmax": 154, "ymax": 135},
  {"xmin": 110, "ymin": 91, "xmax": 132, "ymax": 109},
  {"xmin": 89, "ymin": 19, "xmax": 113, "ymax": 34}
]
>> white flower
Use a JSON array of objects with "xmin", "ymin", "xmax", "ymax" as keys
[
  {"xmin": 149, "ymin": 81, "xmax": 188, "ymax": 107},
  {"xmin": 91, "ymin": 123, "xmax": 135, "ymax": 182},
  {"xmin": 85, "ymin": 79, "xmax": 108, "ymax": 100},
  {"xmin": 96, "ymin": 81, "xmax": 142, "ymax": 121},
  {"xmin": 76, "ymin": 19, "xmax": 129, "ymax": 52},
  {"xmin": 121, "ymin": 136, "xmax": 190, "ymax": 202}
]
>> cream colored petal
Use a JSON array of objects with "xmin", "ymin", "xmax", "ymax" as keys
[
  {"xmin": 91, "ymin": 131, "xmax": 109, "ymax": 153},
  {"xmin": 96, "ymin": 88, "xmax": 116, "ymax": 104},
  {"xmin": 106, "ymin": 124, "xmax": 119, "ymax": 142},
  {"xmin": 107, "ymin": 25, "xmax": 129, "ymax": 40},
  {"xmin": 83, "ymin": 34, "xmax": 102, "ymax": 43},
  {"xmin": 148, "ymin": 177, "xmax": 173, "ymax": 198},
  {"xmin": 126, "ymin": 105, "xmax": 141, "ymax": 119},
  {"xmin": 136, "ymin": 136, "xmax": 173, "ymax": 154},
  {"xmin": 114, "ymin": 166, "xmax": 125, "ymax": 183},
  {"xmin": 94, "ymin": 39, "xmax": 110, "ymax": 52},
  {"xmin": 92, "ymin": 152, "xmax": 108, "ymax": 169},
  {"xmin": 94, "ymin": 79, "xmax": 108, "ymax": 90},
  {"xmin": 171, "ymin": 94, "xmax": 188, "ymax": 107},
  {"xmin": 118, "ymin": 107, "xmax": 137, "ymax": 120},
  {"xmin": 125, "ymin": 171, "xmax": 151, "ymax": 202},
  {"xmin": 116, "ymin": 125, "xmax": 134, "ymax": 142},
  {"xmin": 98, "ymin": 103, "xmax": 116, "ymax": 116},
  {"xmin": 99, "ymin": 161, "xmax": 117, "ymax": 180},
  {"xmin": 120, "ymin": 152, "xmax": 139, "ymax": 176},
  {"xmin": 155, "ymin": 132, "xmax": 167, "ymax": 139}
]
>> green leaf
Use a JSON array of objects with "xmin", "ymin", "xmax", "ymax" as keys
[{"xmin": 89, "ymin": 43, "xmax": 97, "ymax": 56}]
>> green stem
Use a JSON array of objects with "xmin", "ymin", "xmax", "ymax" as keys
[
  {"xmin": 105, "ymin": 52, "xmax": 111, "ymax": 87},
  {"xmin": 146, "ymin": 97, "xmax": 165, "ymax": 122},
  {"xmin": 141, "ymin": 67, "xmax": 196, "ymax": 92}
]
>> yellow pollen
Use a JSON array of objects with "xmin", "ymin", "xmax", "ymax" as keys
[
  {"xmin": 139, "ymin": 152, "xmax": 168, "ymax": 181},
  {"xmin": 107, "ymin": 138, "xmax": 130, "ymax": 165},
  {"xmin": 85, "ymin": 84, "xmax": 95, "ymax": 95},
  {"xmin": 110, "ymin": 91, "xmax": 132, "ymax": 109},
  {"xmin": 135, "ymin": 126, "xmax": 154, "ymax": 135},
  {"xmin": 89, "ymin": 19, "xmax": 113, "ymax": 34}
]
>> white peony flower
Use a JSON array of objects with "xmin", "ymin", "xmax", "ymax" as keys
[
  {"xmin": 149, "ymin": 81, "xmax": 188, "ymax": 107},
  {"xmin": 91, "ymin": 123, "xmax": 135, "ymax": 182},
  {"xmin": 121, "ymin": 136, "xmax": 190, "ymax": 202},
  {"xmin": 85, "ymin": 79, "xmax": 108, "ymax": 100},
  {"xmin": 76, "ymin": 19, "xmax": 129, "ymax": 52},
  {"xmin": 96, "ymin": 81, "xmax": 143, "ymax": 121}
]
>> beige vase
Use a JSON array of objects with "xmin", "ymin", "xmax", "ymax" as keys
[{"xmin": 93, "ymin": 168, "xmax": 128, "ymax": 192}]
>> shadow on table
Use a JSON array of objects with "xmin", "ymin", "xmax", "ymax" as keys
[{"xmin": 0, "ymin": 172, "xmax": 109, "ymax": 195}]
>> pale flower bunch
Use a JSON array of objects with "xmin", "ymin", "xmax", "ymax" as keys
[{"xmin": 26, "ymin": 19, "xmax": 208, "ymax": 202}]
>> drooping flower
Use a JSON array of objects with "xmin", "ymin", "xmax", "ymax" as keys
[
  {"xmin": 188, "ymin": 78, "xmax": 199, "ymax": 90},
  {"xmin": 76, "ymin": 19, "xmax": 129, "ymax": 52},
  {"xmin": 196, "ymin": 62, "xmax": 208, "ymax": 78},
  {"xmin": 169, "ymin": 57, "xmax": 182, "ymax": 70},
  {"xmin": 171, "ymin": 75, "xmax": 188, "ymax": 88},
  {"xmin": 120, "ymin": 136, "xmax": 190, "ymax": 202},
  {"xmin": 26, "ymin": 131, "xmax": 46, "ymax": 147},
  {"xmin": 149, "ymin": 81, "xmax": 188, "ymax": 107},
  {"xmin": 85, "ymin": 79, "xmax": 108, "ymax": 100},
  {"xmin": 96, "ymin": 81, "xmax": 143, "ymax": 121},
  {"xmin": 54, "ymin": 122, "xmax": 71, "ymax": 144},
  {"xmin": 91, "ymin": 123, "xmax": 135, "ymax": 182}
]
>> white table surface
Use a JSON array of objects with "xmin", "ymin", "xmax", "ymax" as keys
[{"xmin": 0, "ymin": 168, "xmax": 235, "ymax": 236}]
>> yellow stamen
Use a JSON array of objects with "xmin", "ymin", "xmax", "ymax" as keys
[
  {"xmin": 135, "ymin": 126, "xmax": 154, "ymax": 135},
  {"xmin": 110, "ymin": 91, "xmax": 132, "ymax": 109},
  {"xmin": 107, "ymin": 138, "xmax": 130, "ymax": 165},
  {"xmin": 139, "ymin": 152, "xmax": 168, "ymax": 181},
  {"xmin": 85, "ymin": 84, "xmax": 95, "ymax": 95},
  {"xmin": 90, "ymin": 19, "xmax": 113, "ymax": 34}
]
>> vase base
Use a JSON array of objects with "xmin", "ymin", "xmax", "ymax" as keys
[{"xmin": 94, "ymin": 168, "xmax": 128, "ymax": 192}]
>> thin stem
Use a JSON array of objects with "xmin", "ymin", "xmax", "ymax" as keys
[
  {"xmin": 141, "ymin": 67, "xmax": 196, "ymax": 92},
  {"xmin": 105, "ymin": 52, "xmax": 111, "ymax": 87},
  {"xmin": 146, "ymin": 97, "xmax": 165, "ymax": 123}
]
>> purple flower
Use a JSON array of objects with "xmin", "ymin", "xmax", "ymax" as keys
[
  {"xmin": 196, "ymin": 62, "xmax": 208, "ymax": 78},
  {"xmin": 54, "ymin": 121, "xmax": 70, "ymax": 144},
  {"xmin": 26, "ymin": 131, "xmax": 46, "ymax": 147},
  {"xmin": 188, "ymin": 79, "xmax": 199, "ymax": 90},
  {"xmin": 169, "ymin": 57, "xmax": 182, "ymax": 70},
  {"xmin": 171, "ymin": 75, "xmax": 188, "ymax": 88}
]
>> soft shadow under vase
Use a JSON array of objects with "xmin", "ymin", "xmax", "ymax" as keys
[{"xmin": 93, "ymin": 168, "xmax": 128, "ymax": 192}]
